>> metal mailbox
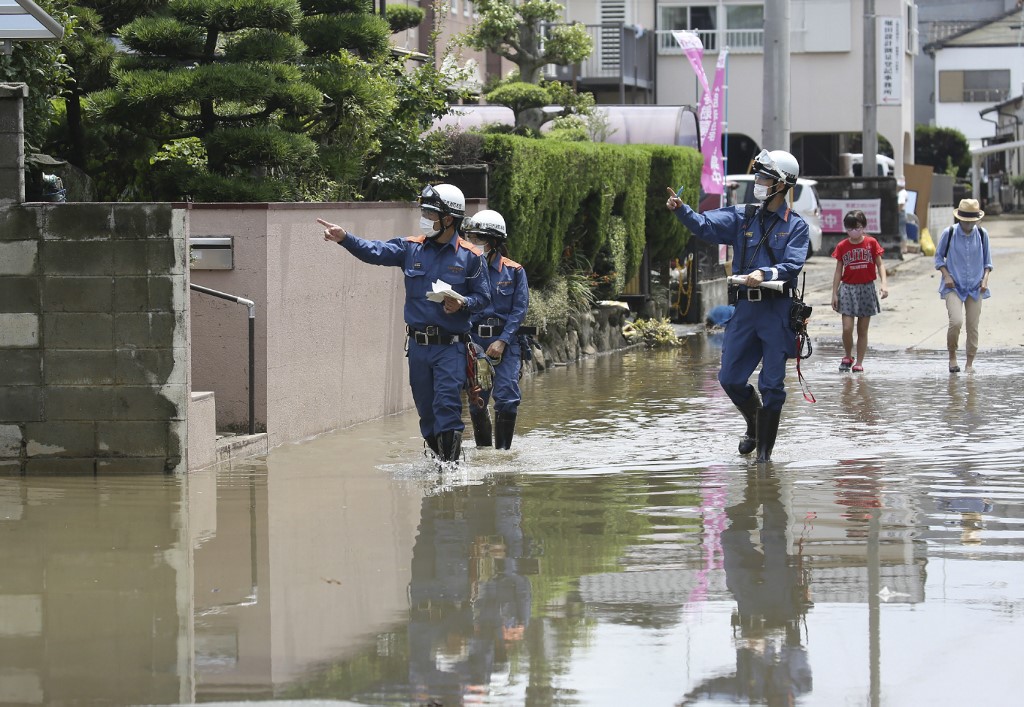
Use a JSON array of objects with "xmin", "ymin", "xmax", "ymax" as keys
[{"xmin": 190, "ymin": 237, "xmax": 233, "ymax": 270}]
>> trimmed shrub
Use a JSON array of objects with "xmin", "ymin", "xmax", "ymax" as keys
[
  {"xmin": 480, "ymin": 135, "xmax": 703, "ymax": 289},
  {"xmin": 386, "ymin": 5, "xmax": 424, "ymax": 32},
  {"xmin": 482, "ymin": 134, "xmax": 649, "ymax": 287},
  {"xmin": 635, "ymin": 144, "xmax": 702, "ymax": 263}
]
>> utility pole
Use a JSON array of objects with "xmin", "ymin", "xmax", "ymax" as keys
[
  {"xmin": 863, "ymin": 0, "xmax": 878, "ymax": 177},
  {"xmin": 761, "ymin": 0, "xmax": 790, "ymax": 151}
]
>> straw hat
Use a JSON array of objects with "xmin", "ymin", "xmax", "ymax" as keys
[{"xmin": 953, "ymin": 198, "xmax": 984, "ymax": 222}]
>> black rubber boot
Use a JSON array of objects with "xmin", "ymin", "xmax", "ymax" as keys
[
  {"xmin": 470, "ymin": 408, "xmax": 493, "ymax": 447},
  {"xmin": 438, "ymin": 430, "xmax": 463, "ymax": 463},
  {"xmin": 736, "ymin": 392, "xmax": 762, "ymax": 455},
  {"xmin": 494, "ymin": 411, "xmax": 517, "ymax": 450},
  {"xmin": 424, "ymin": 435, "xmax": 440, "ymax": 458},
  {"xmin": 755, "ymin": 408, "xmax": 782, "ymax": 463}
]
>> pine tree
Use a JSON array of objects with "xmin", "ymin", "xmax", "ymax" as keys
[{"xmin": 100, "ymin": 0, "xmax": 324, "ymax": 200}]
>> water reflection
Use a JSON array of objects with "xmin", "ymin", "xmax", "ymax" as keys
[
  {"xmin": 2, "ymin": 346, "xmax": 1024, "ymax": 704},
  {"xmin": 408, "ymin": 477, "xmax": 533, "ymax": 704},
  {"xmin": 683, "ymin": 469, "xmax": 812, "ymax": 704}
]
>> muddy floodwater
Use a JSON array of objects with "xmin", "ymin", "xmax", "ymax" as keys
[{"xmin": 2, "ymin": 338, "xmax": 1023, "ymax": 706}]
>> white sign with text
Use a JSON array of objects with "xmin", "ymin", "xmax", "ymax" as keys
[
  {"xmin": 820, "ymin": 199, "xmax": 883, "ymax": 234},
  {"xmin": 877, "ymin": 16, "xmax": 903, "ymax": 106}
]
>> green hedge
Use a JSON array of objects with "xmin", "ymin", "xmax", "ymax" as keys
[
  {"xmin": 480, "ymin": 134, "xmax": 702, "ymax": 288},
  {"xmin": 637, "ymin": 144, "xmax": 702, "ymax": 263}
]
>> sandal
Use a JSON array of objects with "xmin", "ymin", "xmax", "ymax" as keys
[
  {"xmin": 839, "ymin": 357, "xmax": 854, "ymax": 372},
  {"xmin": 949, "ymin": 365, "xmax": 960, "ymax": 373},
  {"xmin": 852, "ymin": 364, "xmax": 864, "ymax": 373}
]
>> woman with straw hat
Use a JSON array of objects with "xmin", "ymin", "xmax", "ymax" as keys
[{"xmin": 934, "ymin": 198, "xmax": 993, "ymax": 373}]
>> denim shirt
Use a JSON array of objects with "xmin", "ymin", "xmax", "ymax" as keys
[
  {"xmin": 934, "ymin": 224, "xmax": 992, "ymax": 301},
  {"xmin": 340, "ymin": 233, "xmax": 490, "ymax": 332}
]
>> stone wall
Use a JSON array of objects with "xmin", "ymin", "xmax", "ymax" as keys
[
  {"xmin": 0, "ymin": 203, "xmax": 189, "ymax": 474},
  {"xmin": 525, "ymin": 304, "xmax": 634, "ymax": 374}
]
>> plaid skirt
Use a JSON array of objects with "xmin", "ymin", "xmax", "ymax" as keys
[{"xmin": 837, "ymin": 282, "xmax": 881, "ymax": 317}]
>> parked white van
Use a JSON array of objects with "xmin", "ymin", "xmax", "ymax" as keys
[
  {"xmin": 840, "ymin": 153, "xmax": 896, "ymax": 177},
  {"xmin": 724, "ymin": 175, "xmax": 824, "ymax": 257}
]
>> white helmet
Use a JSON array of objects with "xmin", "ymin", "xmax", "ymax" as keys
[
  {"xmin": 419, "ymin": 183, "xmax": 466, "ymax": 218},
  {"xmin": 753, "ymin": 148, "xmax": 799, "ymax": 186},
  {"xmin": 463, "ymin": 209, "xmax": 507, "ymax": 242}
]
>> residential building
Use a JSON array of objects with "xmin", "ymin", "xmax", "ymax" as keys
[
  {"xmin": 923, "ymin": 7, "xmax": 1024, "ymax": 149},
  {"xmin": 390, "ymin": 0, "xmax": 504, "ymax": 92},
  {"xmin": 977, "ymin": 93, "xmax": 1024, "ymax": 210},
  {"xmin": 913, "ymin": 0, "xmax": 1020, "ymax": 127},
  {"xmin": 519, "ymin": 0, "xmax": 918, "ymax": 178}
]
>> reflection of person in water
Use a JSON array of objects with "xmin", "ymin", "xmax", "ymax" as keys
[
  {"xmin": 681, "ymin": 469, "xmax": 813, "ymax": 705},
  {"xmin": 407, "ymin": 481, "xmax": 532, "ymax": 704}
]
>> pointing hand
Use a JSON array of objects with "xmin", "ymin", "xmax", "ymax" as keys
[
  {"xmin": 665, "ymin": 187, "xmax": 683, "ymax": 211},
  {"xmin": 317, "ymin": 218, "xmax": 347, "ymax": 243}
]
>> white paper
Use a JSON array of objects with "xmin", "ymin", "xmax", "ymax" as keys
[
  {"xmin": 728, "ymin": 276, "xmax": 785, "ymax": 292},
  {"xmin": 426, "ymin": 279, "xmax": 467, "ymax": 303}
]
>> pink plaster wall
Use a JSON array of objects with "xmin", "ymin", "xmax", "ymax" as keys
[{"xmin": 188, "ymin": 201, "xmax": 483, "ymax": 448}]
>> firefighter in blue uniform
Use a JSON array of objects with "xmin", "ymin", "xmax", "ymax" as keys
[
  {"xmin": 317, "ymin": 184, "xmax": 490, "ymax": 462},
  {"xmin": 666, "ymin": 149, "xmax": 809, "ymax": 462},
  {"xmin": 462, "ymin": 210, "xmax": 530, "ymax": 449}
]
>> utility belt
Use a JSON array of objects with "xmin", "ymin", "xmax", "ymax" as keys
[
  {"xmin": 473, "ymin": 320, "xmax": 538, "ymax": 338},
  {"xmin": 728, "ymin": 286, "xmax": 792, "ymax": 304},
  {"xmin": 407, "ymin": 325, "xmax": 472, "ymax": 346}
]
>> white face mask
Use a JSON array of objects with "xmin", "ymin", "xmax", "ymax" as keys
[
  {"xmin": 753, "ymin": 184, "xmax": 770, "ymax": 202},
  {"xmin": 420, "ymin": 216, "xmax": 441, "ymax": 237}
]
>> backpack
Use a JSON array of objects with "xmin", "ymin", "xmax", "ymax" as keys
[{"xmin": 941, "ymin": 223, "xmax": 989, "ymax": 263}]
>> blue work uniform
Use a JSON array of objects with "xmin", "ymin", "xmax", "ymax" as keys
[
  {"xmin": 339, "ymin": 233, "xmax": 490, "ymax": 438},
  {"xmin": 674, "ymin": 203, "xmax": 809, "ymax": 410},
  {"xmin": 471, "ymin": 254, "xmax": 530, "ymax": 414}
]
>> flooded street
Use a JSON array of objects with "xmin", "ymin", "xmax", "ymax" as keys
[{"xmin": 3, "ymin": 340, "xmax": 1024, "ymax": 705}]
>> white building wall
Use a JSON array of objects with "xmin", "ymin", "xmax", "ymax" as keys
[
  {"xmin": 934, "ymin": 46, "xmax": 1024, "ymax": 148},
  {"xmin": 648, "ymin": 0, "xmax": 914, "ymax": 170}
]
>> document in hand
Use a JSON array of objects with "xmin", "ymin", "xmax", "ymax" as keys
[{"xmin": 426, "ymin": 279, "xmax": 467, "ymax": 303}]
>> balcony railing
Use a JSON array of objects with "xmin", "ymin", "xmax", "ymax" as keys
[
  {"xmin": 655, "ymin": 28, "xmax": 764, "ymax": 55},
  {"xmin": 543, "ymin": 23, "xmax": 653, "ymax": 91}
]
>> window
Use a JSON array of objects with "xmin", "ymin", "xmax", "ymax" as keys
[
  {"xmin": 726, "ymin": 4, "xmax": 762, "ymax": 30},
  {"xmin": 659, "ymin": 4, "xmax": 765, "ymax": 54},
  {"xmin": 938, "ymin": 70, "xmax": 1010, "ymax": 103},
  {"xmin": 660, "ymin": 5, "xmax": 718, "ymax": 51},
  {"xmin": 725, "ymin": 4, "xmax": 763, "ymax": 52}
]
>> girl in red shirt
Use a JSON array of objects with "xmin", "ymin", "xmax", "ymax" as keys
[{"xmin": 831, "ymin": 210, "xmax": 889, "ymax": 372}]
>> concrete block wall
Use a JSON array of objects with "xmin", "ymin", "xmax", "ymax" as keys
[
  {"xmin": 0, "ymin": 84, "xmax": 26, "ymax": 205},
  {"xmin": 0, "ymin": 203, "xmax": 189, "ymax": 474}
]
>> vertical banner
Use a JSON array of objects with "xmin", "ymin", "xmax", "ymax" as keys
[
  {"xmin": 877, "ymin": 16, "xmax": 903, "ymax": 106},
  {"xmin": 672, "ymin": 31, "xmax": 728, "ymax": 196},
  {"xmin": 672, "ymin": 30, "xmax": 709, "ymax": 95},
  {"xmin": 700, "ymin": 50, "xmax": 728, "ymax": 195}
]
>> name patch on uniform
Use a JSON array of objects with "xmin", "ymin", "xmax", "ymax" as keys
[
  {"xmin": 498, "ymin": 280, "xmax": 512, "ymax": 287},
  {"xmin": 447, "ymin": 265, "xmax": 465, "ymax": 275},
  {"xmin": 413, "ymin": 262, "xmax": 423, "ymax": 269},
  {"xmin": 744, "ymin": 231, "xmax": 755, "ymax": 239},
  {"xmin": 776, "ymin": 232, "xmax": 789, "ymax": 238}
]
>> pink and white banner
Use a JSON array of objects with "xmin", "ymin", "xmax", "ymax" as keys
[
  {"xmin": 672, "ymin": 30, "xmax": 709, "ymax": 95},
  {"xmin": 700, "ymin": 50, "xmax": 728, "ymax": 195},
  {"xmin": 672, "ymin": 31, "xmax": 728, "ymax": 195}
]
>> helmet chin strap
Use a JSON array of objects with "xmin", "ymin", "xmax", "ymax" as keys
[
  {"xmin": 765, "ymin": 181, "xmax": 789, "ymax": 204},
  {"xmin": 423, "ymin": 213, "xmax": 448, "ymax": 238}
]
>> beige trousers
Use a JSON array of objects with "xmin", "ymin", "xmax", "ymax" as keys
[{"xmin": 945, "ymin": 292, "xmax": 983, "ymax": 356}]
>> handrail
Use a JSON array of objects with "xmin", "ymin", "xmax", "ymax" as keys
[{"xmin": 189, "ymin": 283, "xmax": 257, "ymax": 435}]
